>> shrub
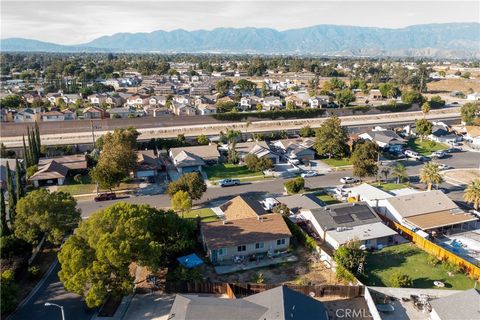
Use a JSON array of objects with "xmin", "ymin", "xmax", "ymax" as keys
[
  {"xmin": 427, "ymin": 255, "xmax": 441, "ymax": 266},
  {"xmin": 73, "ymin": 173, "xmax": 83, "ymax": 184},
  {"xmin": 1, "ymin": 269, "xmax": 18, "ymax": 314},
  {"xmin": 251, "ymin": 272, "xmax": 265, "ymax": 284},
  {"xmin": 284, "ymin": 177, "xmax": 305, "ymax": 194},
  {"xmin": 389, "ymin": 272, "xmax": 413, "ymax": 288},
  {"xmin": 336, "ymin": 264, "xmax": 356, "ymax": 283},
  {"xmin": 28, "ymin": 265, "xmax": 42, "ymax": 280},
  {"xmin": 283, "ymin": 216, "xmax": 317, "ymax": 250},
  {"xmin": 0, "ymin": 234, "xmax": 33, "ymax": 260},
  {"xmin": 212, "ymin": 108, "xmax": 326, "ymax": 121},
  {"xmin": 168, "ymin": 265, "xmax": 202, "ymax": 282},
  {"xmin": 442, "ymin": 260, "xmax": 464, "ymax": 274},
  {"xmin": 26, "ymin": 165, "xmax": 38, "ymax": 179}
]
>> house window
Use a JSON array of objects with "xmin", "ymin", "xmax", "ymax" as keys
[
  {"xmin": 277, "ymin": 238, "xmax": 286, "ymax": 246},
  {"xmin": 218, "ymin": 248, "xmax": 227, "ymax": 256},
  {"xmin": 237, "ymin": 245, "xmax": 246, "ymax": 252},
  {"xmin": 255, "ymin": 242, "xmax": 264, "ymax": 249}
]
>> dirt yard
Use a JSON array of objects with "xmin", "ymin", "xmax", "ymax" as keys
[
  {"xmin": 203, "ymin": 247, "xmax": 339, "ymax": 285},
  {"xmin": 427, "ymin": 78, "xmax": 480, "ymax": 93},
  {"xmin": 442, "ymin": 169, "xmax": 480, "ymax": 185}
]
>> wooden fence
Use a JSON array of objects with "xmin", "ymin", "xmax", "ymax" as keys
[
  {"xmin": 165, "ymin": 281, "xmax": 364, "ymax": 299},
  {"xmin": 382, "ymin": 217, "xmax": 480, "ymax": 279}
]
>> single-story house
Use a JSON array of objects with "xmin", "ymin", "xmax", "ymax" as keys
[
  {"xmin": 429, "ymin": 289, "xmax": 479, "ymax": 320},
  {"xmin": 197, "ymin": 104, "xmax": 217, "ymax": 115},
  {"xmin": 38, "ymin": 154, "xmax": 87, "ymax": 171},
  {"xmin": 29, "ymin": 160, "xmax": 69, "ymax": 187},
  {"xmin": 169, "ymin": 145, "xmax": 220, "ymax": 174},
  {"xmin": 308, "ymin": 96, "xmax": 329, "ymax": 108},
  {"xmin": 346, "ymin": 183, "xmax": 392, "ymax": 208},
  {"xmin": 428, "ymin": 124, "xmax": 459, "ymax": 144},
  {"xmin": 135, "ymin": 150, "xmax": 160, "ymax": 178},
  {"xmin": 275, "ymin": 194, "xmax": 323, "ymax": 214},
  {"xmin": 41, "ymin": 111, "xmax": 65, "ymax": 122},
  {"xmin": 464, "ymin": 125, "xmax": 480, "ymax": 148},
  {"xmin": 14, "ymin": 108, "xmax": 41, "ymax": 123},
  {"xmin": 378, "ymin": 190, "xmax": 479, "ymax": 232},
  {"xmin": 284, "ymin": 143, "xmax": 315, "ymax": 162},
  {"xmin": 201, "ymin": 196, "xmax": 291, "ymax": 264},
  {"xmin": 168, "ymin": 285, "xmax": 329, "ymax": 320},
  {"xmin": 359, "ymin": 129, "xmax": 406, "ymax": 152},
  {"xmin": 235, "ymin": 141, "xmax": 279, "ymax": 164},
  {"xmin": 301, "ymin": 202, "xmax": 397, "ymax": 250},
  {"xmin": 83, "ymin": 106, "xmax": 106, "ymax": 120}
]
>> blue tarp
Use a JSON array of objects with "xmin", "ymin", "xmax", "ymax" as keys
[{"xmin": 177, "ymin": 253, "xmax": 204, "ymax": 269}]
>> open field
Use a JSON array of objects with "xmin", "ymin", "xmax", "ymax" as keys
[
  {"xmin": 358, "ymin": 243, "xmax": 476, "ymax": 290},
  {"xmin": 427, "ymin": 78, "xmax": 480, "ymax": 93}
]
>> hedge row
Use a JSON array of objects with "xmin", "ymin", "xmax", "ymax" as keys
[
  {"xmin": 212, "ymin": 108, "xmax": 327, "ymax": 121},
  {"xmin": 283, "ymin": 216, "xmax": 317, "ymax": 250}
]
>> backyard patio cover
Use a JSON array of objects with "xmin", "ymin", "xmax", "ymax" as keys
[{"xmin": 177, "ymin": 253, "xmax": 204, "ymax": 269}]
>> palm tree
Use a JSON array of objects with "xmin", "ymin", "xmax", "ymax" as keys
[
  {"xmin": 244, "ymin": 121, "xmax": 252, "ymax": 140},
  {"xmin": 420, "ymin": 162, "xmax": 443, "ymax": 190},
  {"xmin": 392, "ymin": 163, "xmax": 408, "ymax": 184},
  {"xmin": 464, "ymin": 179, "xmax": 480, "ymax": 210},
  {"xmin": 421, "ymin": 101, "xmax": 431, "ymax": 118}
]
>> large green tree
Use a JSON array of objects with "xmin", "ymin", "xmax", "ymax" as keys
[
  {"xmin": 351, "ymin": 140, "xmax": 379, "ymax": 178},
  {"xmin": 335, "ymin": 89, "xmax": 355, "ymax": 107},
  {"xmin": 314, "ymin": 116, "xmax": 349, "ymax": 159},
  {"xmin": 14, "ymin": 189, "xmax": 81, "ymax": 245},
  {"xmin": 334, "ymin": 241, "xmax": 366, "ymax": 272},
  {"xmin": 460, "ymin": 102, "xmax": 479, "ymax": 124},
  {"xmin": 58, "ymin": 203, "xmax": 195, "ymax": 308},
  {"xmin": 464, "ymin": 179, "xmax": 480, "ymax": 210},
  {"xmin": 415, "ymin": 118, "xmax": 433, "ymax": 142},
  {"xmin": 167, "ymin": 172, "xmax": 207, "ymax": 200},
  {"xmin": 5, "ymin": 162, "xmax": 16, "ymax": 223},
  {"xmin": 171, "ymin": 190, "xmax": 192, "ymax": 218}
]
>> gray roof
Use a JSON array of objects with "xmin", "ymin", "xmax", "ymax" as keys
[
  {"xmin": 309, "ymin": 202, "xmax": 382, "ymax": 230},
  {"xmin": 370, "ymin": 130, "xmax": 406, "ymax": 145},
  {"xmin": 429, "ymin": 289, "xmax": 480, "ymax": 320},
  {"xmin": 276, "ymin": 194, "xmax": 323, "ymax": 214},
  {"xmin": 385, "ymin": 190, "xmax": 458, "ymax": 218},
  {"xmin": 169, "ymin": 286, "xmax": 328, "ymax": 320}
]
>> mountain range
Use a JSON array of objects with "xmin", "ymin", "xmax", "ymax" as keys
[{"xmin": 1, "ymin": 23, "xmax": 479, "ymax": 58}]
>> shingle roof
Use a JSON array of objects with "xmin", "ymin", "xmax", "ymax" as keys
[
  {"xmin": 220, "ymin": 195, "xmax": 267, "ymax": 221},
  {"xmin": 429, "ymin": 289, "xmax": 480, "ymax": 320},
  {"xmin": 169, "ymin": 286, "xmax": 328, "ymax": 320},
  {"xmin": 29, "ymin": 160, "xmax": 68, "ymax": 181},
  {"xmin": 136, "ymin": 150, "xmax": 159, "ymax": 171},
  {"xmin": 170, "ymin": 145, "xmax": 220, "ymax": 160},
  {"xmin": 385, "ymin": 190, "xmax": 459, "ymax": 218},
  {"xmin": 38, "ymin": 155, "xmax": 87, "ymax": 170},
  {"xmin": 174, "ymin": 151, "xmax": 205, "ymax": 168},
  {"xmin": 309, "ymin": 202, "xmax": 382, "ymax": 230},
  {"xmin": 201, "ymin": 213, "xmax": 291, "ymax": 250}
]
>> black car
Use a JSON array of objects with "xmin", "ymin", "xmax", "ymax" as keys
[
  {"xmin": 94, "ymin": 192, "xmax": 117, "ymax": 202},
  {"xmin": 446, "ymin": 147, "xmax": 461, "ymax": 153}
]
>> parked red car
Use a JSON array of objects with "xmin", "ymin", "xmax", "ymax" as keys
[{"xmin": 94, "ymin": 193, "xmax": 117, "ymax": 202}]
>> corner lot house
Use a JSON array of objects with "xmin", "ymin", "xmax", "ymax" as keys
[
  {"xmin": 169, "ymin": 145, "xmax": 220, "ymax": 174},
  {"xmin": 168, "ymin": 285, "xmax": 329, "ymax": 320},
  {"xmin": 301, "ymin": 202, "xmax": 397, "ymax": 249},
  {"xmin": 378, "ymin": 190, "xmax": 478, "ymax": 232},
  {"xmin": 201, "ymin": 196, "xmax": 291, "ymax": 264}
]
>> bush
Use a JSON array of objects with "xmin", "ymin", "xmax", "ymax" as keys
[
  {"xmin": 167, "ymin": 265, "xmax": 203, "ymax": 282},
  {"xmin": 0, "ymin": 234, "xmax": 33, "ymax": 260},
  {"xmin": 212, "ymin": 108, "xmax": 326, "ymax": 121},
  {"xmin": 442, "ymin": 260, "xmax": 464, "ymax": 274},
  {"xmin": 389, "ymin": 272, "xmax": 413, "ymax": 287},
  {"xmin": 427, "ymin": 255, "xmax": 441, "ymax": 266},
  {"xmin": 284, "ymin": 177, "xmax": 305, "ymax": 194},
  {"xmin": 283, "ymin": 216, "xmax": 317, "ymax": 250},
  {"xmin": 1, "ymin": 269, "xmax": 18, "ymax": 314},
  {"xmin": 28, "ymin": 265, "xmax": 42, "ymax": 280},
  {"xmin": 251, "ymin": 272, "xmax": 265, "ymax": 284},
  {"xmin": 336, "ymin": 264, "xmax": 356, "ymax": 283},
  {"xmin": 26, "ymin": 165, "xmax": 38, "ymax": 179},
  {"xmin": 376, "ymin": 103, "xmax": 412, "ymax": 113},
  {"xmin": 73, "ymin": 173, "xmax": 83, "ymax": 184}
]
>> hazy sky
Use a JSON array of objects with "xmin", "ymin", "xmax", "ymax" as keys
[{"xmin": 1, "ymin": 1, "xmax": 479, "ymax": 44}]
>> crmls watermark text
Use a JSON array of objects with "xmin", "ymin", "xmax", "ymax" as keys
[{"xmin": 335, "ymin": 308, "xmax": 372, "ymax": 318}]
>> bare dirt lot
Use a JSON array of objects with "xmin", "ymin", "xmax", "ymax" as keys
[
  {"xmin": 427, "ymin": 78, "xmax": 480, "ymax": 93},
  {"xmin": 442, "ymin": 168, "xmax": 480, "ymax": 185},
  {"xmin": 203, "ymin": 247, "xmax": 339, "ymax": 285}
]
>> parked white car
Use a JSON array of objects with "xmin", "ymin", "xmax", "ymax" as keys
[
  {"xmin": 288, "ymin": 158, "xmax": 301, "ymax": 165},
  {"xmin": 437, "ymin": 163, "xmax": 452, "ymax": 170},
  {"xmin": 430, "ymin": 151, "xmax": 446, "ymax": 159},
  {"xmin": 404, "ymin": 149, "xmax": 422, "ymax": 160},
  {"xmin": 301, "ymin": 171, "xmax": 319, "ymax": 178},
  {"xmin": 340, "ymin": 177, "xmax": 359, "ymax": 184}
]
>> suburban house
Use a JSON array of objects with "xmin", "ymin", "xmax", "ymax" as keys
[
  {"xmin": 285, "ymin": 95, "xmax": 304, "ymax": 108},
  {"xmin": 61, "ymin": 93, "xmax": 82, "ymax": 105},
  {"xmin": 429, "ymin": 289, "xmax": 480, "ymax": 320},
  {"xmin": 61, "ymin": 109, "xmax": 77, "ymax": 120},
  {"xmin": 126, "ymin": 94, "xmax": 148, "ymax": 107},
  {"xmin": 300, "ymin": 202, "xmax": 397, "ymax": 250},
  {"xmin": 143, "ymin": 106, "xmax": 171, "ymax": 117},
  {"xmin": 346, "ymin": 183, "xmax": 392, "ymax": 208},
  {"xmin": 262, "ymin": 96, "xmax": 283, "ymax": 110},
  {"xmin": 234, "ymin": 141, "xmax": 279, "ymax": 164},
  {"xmin": 134, "ymin": 150, "xmax": 161, "ymax": 178},
  {"xmin": 275, "ymin": 194, "xmax": 323, "ymax": 215},
  {"xmin": 201, "ymin": 196, "xmax": 291, "ymax": 264},
  {"xmin": 168, "ymin": 285, "xmax": 328, "ymax": 320},
  {"xmin": 30, "ymin": 155, "xmax": 87, "ymax": 187},
  {"xmin": 148, "ymin": 95, "xmax": 167, "ymax": 107},
  {"xmin": 240, "ymin": 96, "xmax": 261, "ymax": 110},
  {"xmin": 23, "ymin": 92, "xmax": 43, "ymax": 104},
  {"xmin": 41, "ymin": 111, "xmax": 65, "ymax": 122},
  {"xmin": 172, "ymin": 102, "xmax": 197, "ymax": 116},
  {"xmin": 88, "ymin": 93, "xmax": 108, "ymax": 105},
  {"xmin": 428, "ymin": 123, "xmax": 459, "ymax": 144},
  {"xmin": 464, "ymin": 125, "xmax": 480, "ymax": 148},
  {"xmin": 308, "ymin": 96, "xmax": 329, "ymax": 108},
  {"xmin": 197, "ymin": 103, "xmax": 217, "ymax": 115},
  {"xmin": 105, "ymin": 95, "xmax": 125, "ymax": 107},
  {"xmin": 83, "ymin": 106, "xmax": 106, "ymax": 120},
  {"xmin": 359, "ymin": 128, "xmax": 406, "ymax": 152},
  {"xmin": 378, "ymin": 190, "xmax": 478, "ymax": 233},
  {"xmin": 368, "ymin": 89, "xmax": 382, "ymax": 100},
  {"xmin": 169, "ymin": 145, "xmax": 220, "ymax": 174},
  {"xmin": 273, "ymin": 138, "xmax": 316, "ymax": 162},
  {"xmin": 14, "ymin": 108, "xmax": 42, "ymax": 123},
  {"xmin": 108, "ymin": 107, "xmax": 144, "ymax": 118}
]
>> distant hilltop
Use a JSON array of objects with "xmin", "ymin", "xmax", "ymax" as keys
[{"xmin": 1, "ymin": 23, "xmax": 479, "ymax": 59}]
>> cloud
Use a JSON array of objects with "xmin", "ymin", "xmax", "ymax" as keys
[{"xmin": 1, "ymin": 1, "xmax": 479, "ymax": 44}]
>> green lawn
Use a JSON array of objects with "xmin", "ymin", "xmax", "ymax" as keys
[
  {"xmin": 371, "ymin": 182, "xmax": 409, "ymax": 191},
  {"xmin": 407, "ymin": 138, "xmax": 449, "ymax": 156},
  {"xmin": 358, "ymin": 243, "xmax": 476, "ymax": 290},
  {"xmin": 316, "ymin": 193, "xmax": 341, "ymax": 206},
  {"xmin": 321, "ymin": 158, "xmax": 351, "ymax": 167},
  {"xmin": 204, "ymin": 164, "xmax": 264, "ymax": 181},
  {"xmin": 57, "ymin": 181, "xmax": 139, "ymax": 196},
  {"xmin": 183, "ymin": 208, "xmax": 219, "ymax": 222}
]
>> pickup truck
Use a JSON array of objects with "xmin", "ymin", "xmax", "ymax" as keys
[{"xmin": 218, "ymin": 178, "xmax": 241, "ymax": 187}]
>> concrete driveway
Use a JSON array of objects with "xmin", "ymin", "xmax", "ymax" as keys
[{"xmin": 122, "ymin": 293, "xmax": 175, "ymax": 320}]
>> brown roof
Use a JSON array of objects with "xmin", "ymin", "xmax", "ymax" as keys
[
  {"xmin": 29, "ymin": 160, "xmax": 68, "ymax": 181},
  {"xmin": 405, "ymin": 210, "xmax": 478, "ymax": 230},
  {"xmin": 136, "ymin": 150, "xmax": 159, "ymax": 171},
  {"xmin": 220, "ymin": 196, "xmax": 268, "ymax": 221},
  {"xmin": 38, "ymin": 155, "xmax": 87, "ymax": 170},
  {"xmin": 386, "ymin": 190, "xmax": 458, "ymax": 218},
  {"xmin": 201, "ymin": 213, "xmax": 292, "ymax": 250},
  {"xmin": 170, "ymin": 145, "xmax": 220, "ymax": 160},
  {"xmin": 465, "ymin": 126, "xmax": 480, "ymax": 138}
]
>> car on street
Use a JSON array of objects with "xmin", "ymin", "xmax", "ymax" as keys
[
  {"xmin": 430, "ymin": 151, "xmax": 446, "ymax": 159},
  {"xmin": 446, "ymin": 147, "xmax": 461, "ymax": 153},
  {"xmin": 340, "ymin": 177, "xmax": 359, "ymax": 184},
  {"xmin": 218, "ymin": 178, "xmax": 241, "ymax": 187},
  {"xmin": 437, "ymin": 163, "xmax": 452, "ymax": 170},
  {"xmin": 301, "ymin": 171, "xmax": 319, "ymax": 178},
  {"xmin": 404, "ymin": 149, "xmax": 422, "ymax": 160},
  {"xmin": 94, "ymin": 192, "xmax": 117, "ymax": 202}
]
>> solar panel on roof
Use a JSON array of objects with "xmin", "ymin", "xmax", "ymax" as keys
[
  {"xmin": 355, "ymin": 211, "xmax": 376, "ymax": 220},
  {"xmin": 332, "ymin": 215, "xmax": 354, "ymax": 224}
]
